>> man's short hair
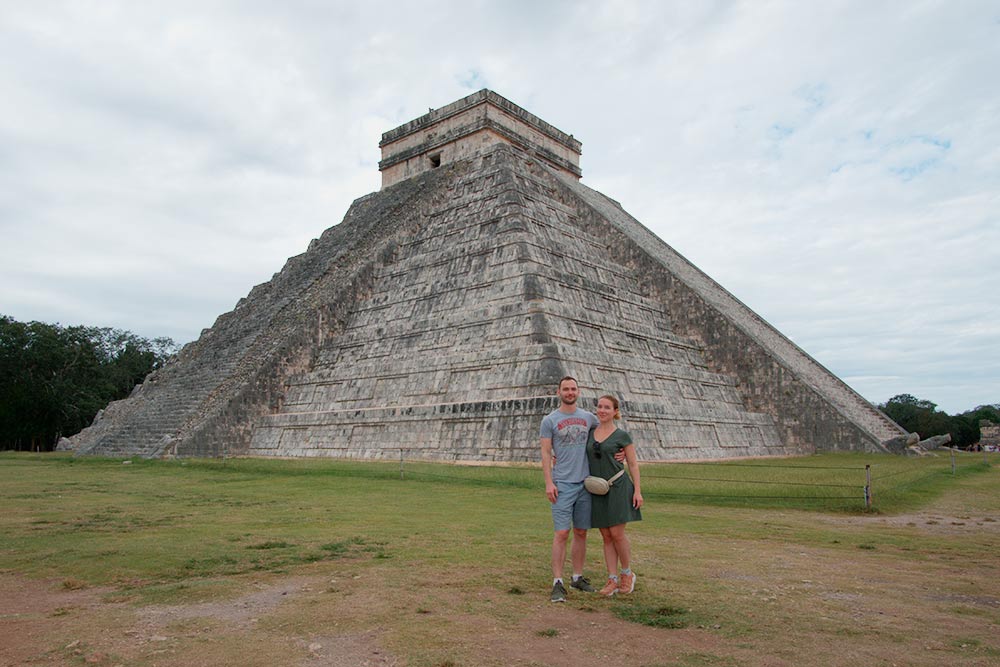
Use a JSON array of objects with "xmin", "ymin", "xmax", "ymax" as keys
[{"xmin": 558, "ymin": 376, "xmax": 578, "ymax": 389}]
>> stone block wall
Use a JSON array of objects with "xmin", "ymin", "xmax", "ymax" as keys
[
  {"xmin": 252, "ymin": 144, "xmax": 798, "ymax": 461},
  {"xmin": 380, "ymin": 89, "xmax": 581, "ymax": 187},
  {"xmin": 980, "ymin": 421, "xmax": 1000, "ymax": 449}
]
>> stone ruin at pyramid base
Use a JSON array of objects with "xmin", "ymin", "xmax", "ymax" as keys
[{"xmin": 64, "ymin": 90, "xmax": 906, "ymax": 462}]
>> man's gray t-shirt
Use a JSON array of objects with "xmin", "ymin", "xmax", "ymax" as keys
[{"xmin": 540, "ymin": 407, "xmax": 598, "ymax": 483}]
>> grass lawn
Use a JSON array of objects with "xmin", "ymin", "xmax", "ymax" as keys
[{"xmin": 1, "ymin": 451, "xmax": 998, "ymax": 666}]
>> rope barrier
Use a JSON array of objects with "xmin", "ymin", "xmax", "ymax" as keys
[
  {"xmin": 643, "ymin": 491, "xmax": 859, "ymax": 501},
  {"xmin": 640, "ymin": 473, "xmax": 857, "ymax": 488},
  {"xmin": 868, "ymin": 467, "xmax": 918, "ymax": 481},
  {"xmin": 871, "ymin": 460, "xmax": 985, "ymax": 483},
  {"xmin": 661, "ymin": 461, "xmax": 866, "ymax": 470}
]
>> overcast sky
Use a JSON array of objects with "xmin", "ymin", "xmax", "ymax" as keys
[{"xmin": 2, "ymin": 1, "xmax": 997, "ymax": 414}]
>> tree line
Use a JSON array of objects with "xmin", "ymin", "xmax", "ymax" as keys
[
  {"xmin": 878, "ymin": 394, "xmax": 999, "ymax": 449},
  {"xmin": 0, "ymin": 315, "xmax": 178, "ymax": 451}
]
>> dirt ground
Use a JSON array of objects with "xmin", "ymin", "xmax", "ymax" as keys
[
  {"xmin": 0, "ymin": 571, "xmax": 722, "ymax": 667},
  {"xmin": 3, "ymin": 506, "xmax": 999, "ymax": 667}
]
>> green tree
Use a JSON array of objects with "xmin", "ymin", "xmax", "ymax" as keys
[
  {"xmin": 879, "ymin": 394, "xmax": 936, "ymax": 434},
  {"xmin": 965, "ymin": 404, "xmax": 1000, "ymax": 425},
  {"xmin": 0, "ymin": 316, "xmax": 177, "ymax": 451}
]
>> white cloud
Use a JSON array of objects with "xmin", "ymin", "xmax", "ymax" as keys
[{"xmin": 1, "ymin": 0, "xmax": 997, "ymax": 414}]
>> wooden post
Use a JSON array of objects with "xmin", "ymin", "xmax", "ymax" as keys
[
  {"xmin": 864, "ymin": 464, "xmax": 872, "ymax": 511},
  {"xmin": 400, "ymin": 448, "xmax": 404, "ymax": 480},
  {"xmin": 951, "ymin": 448, "xmax": 956, "ymax": 474}
]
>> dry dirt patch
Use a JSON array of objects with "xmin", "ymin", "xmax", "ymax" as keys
[
  {"xmin": 501, "ymin": 603, "xmax": 721, "ymax": 667},
  {"xmin": 817, "ymin": 510, "xmax": 1000, "ymax": 535},
  {"xmin": 296, "ymin": 631, "xmax": 399, "ymax": 667},
  {"xmin": 136, "ymin": 575, "xmax": 318, "ymax": 629},
  {"xmin": 0, "ymin": 572, "xmax": 406, "ymax": 667},
  {"xmin": 0, "ymin": 574, "xmax": 120, "ymax": 666}
]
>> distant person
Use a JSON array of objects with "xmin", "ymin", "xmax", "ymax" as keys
[
  {"xmin": 586, "ymin": 394, "xmax": 643, "ymax": 596},
  {"xmin": 540, "ymin": 376, "xmax": 599, "ymax": 602}
]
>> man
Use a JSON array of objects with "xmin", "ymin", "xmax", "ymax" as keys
[{"xmin": 540, "ymin": 375, "xmax": 599, "ymax": 602}]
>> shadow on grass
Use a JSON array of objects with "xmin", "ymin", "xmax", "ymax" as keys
[{"xmin": 612, "ymin": 601, "xmax": 694, "ymax": 629}]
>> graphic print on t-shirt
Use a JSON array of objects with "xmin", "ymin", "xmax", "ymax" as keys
[{"xmin": 556, "ymin": 417, "xmax": 591, "ymax": 448}]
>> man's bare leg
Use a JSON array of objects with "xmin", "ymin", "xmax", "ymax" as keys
[
  {"xmin": 570, "ymin": 527, "xmax": 587, "ymax": 576},
  {"xmin": 552, "ymin": 529, "xmax": 570, "ymax": 579}
]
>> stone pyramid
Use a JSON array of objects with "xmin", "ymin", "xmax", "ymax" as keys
[{"xmin": 66, "ymin": 90, "xmax": 904, "ymax": 461}]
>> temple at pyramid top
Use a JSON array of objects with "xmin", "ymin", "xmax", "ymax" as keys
[{"xmin": 379, "ymin": 89, "xmax": 582, "ymax": 188}]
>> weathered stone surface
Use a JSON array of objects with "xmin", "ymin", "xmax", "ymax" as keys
[
  {"xmin": 882, "ymin": 432, "xmax": 920, "ymax": 454},
  {"xmin": 380, "ymin": 89, "xmax": 581, "ymax": 187},
  {"xmin": 979, "ymin": 420, "xmax": 1000, "ymax": 449},
  {"xmin": 918, "ymin": 433, "xmax": 952, "ymax": 450},
  {"xmin": 67, "ymin": 90, "xmax": 905, "ymax": 460}
]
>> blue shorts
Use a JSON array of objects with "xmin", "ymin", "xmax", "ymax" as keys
[{"xmin": 551, "ymin": 481, "xmax": 592, "ymax": 532}]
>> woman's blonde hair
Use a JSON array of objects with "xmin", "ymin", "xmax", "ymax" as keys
[{"xmin": 598, "ymin": 394, "xmax": 621, "ymax": 420}]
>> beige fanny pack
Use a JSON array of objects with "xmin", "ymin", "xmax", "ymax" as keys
[{"xmin": 583, "ymin": 469, "xmax": 626, "ymax": 495}]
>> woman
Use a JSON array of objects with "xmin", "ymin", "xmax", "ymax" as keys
[{"xmin": 587, "ymin": 394, "xmax": 643, "ymax": 596}]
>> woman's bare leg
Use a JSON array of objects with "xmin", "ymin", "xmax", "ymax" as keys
[
  {"xmin": 609, "ymin": 523, "xmax": 630, "ymax": 570},
  {"xmin": 599, "ymin": 526, "xmax": 618, "ymax": 575}
]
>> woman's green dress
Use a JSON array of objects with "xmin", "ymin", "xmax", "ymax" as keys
[{"xmin": 586, "ymin": 428, "xmax": 642, "ymax": 528}]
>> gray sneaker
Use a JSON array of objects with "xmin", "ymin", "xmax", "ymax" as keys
[
  {"xmin": 550, "ymin": 581, "xmax": 567, "ymax": 603},
  {"xmin": 570, "ymin": 576, "xmax": 596, "ymax": 593}
]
